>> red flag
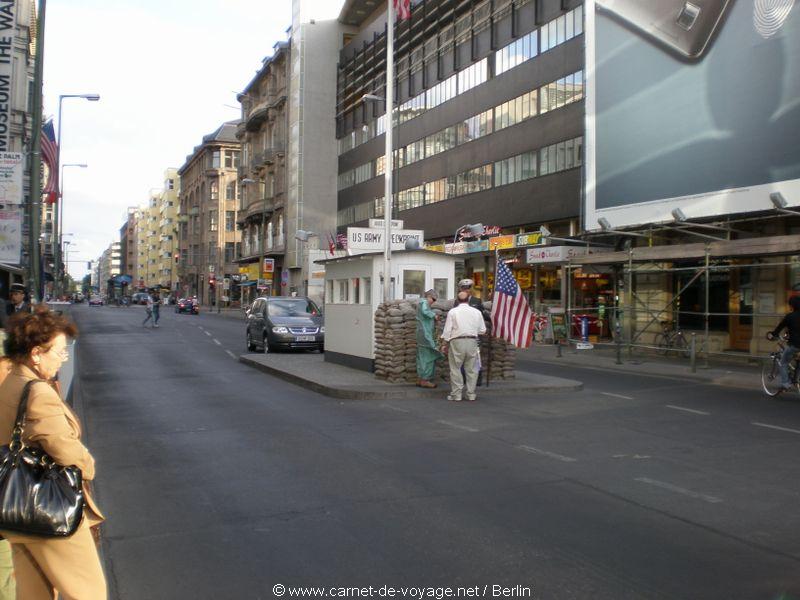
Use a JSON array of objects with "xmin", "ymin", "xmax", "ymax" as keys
[
  {"xmin": 393, "ymin": 0, "xmax": 410, "ymax": 20},
  {"xmin": 490, "ymin": 257, "xmax": 533, "ymax": 348},
  {"xmin": 328, "ymin": 232, "xmax": 336, "ymax": 256},
  {"xmin": 41, "ymin": 120, "xmax": 59, "ymax": 204}
]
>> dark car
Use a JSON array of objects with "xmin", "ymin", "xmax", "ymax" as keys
[
  {"xmin": 246, "ymin": 296, "xmax": 324, "ymax": 353},
  {"xmin": 175, "ymin": 298, "xmax": 199, "ymax": 314},
  {"xmin": 132, "ymin": 292, "xmax": 150, "ymax": 305}
]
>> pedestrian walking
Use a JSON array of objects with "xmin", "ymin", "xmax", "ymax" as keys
[
  {"xmin": 151, "ymin": 291, "xmax": 161, "ymax": 327},
  {"xmin": 0, "ymin": 308, "xmax": 107, "ymax": 599},
  {"xmin": 441, "ymin": 291, "xmax": 486, "ymax": 402},
  {"xmin": 767, "ymin": 295, "xmax": 800, "ymax": 390},
  {"xmin": 416, "ymin": 289, "xmax": 443, "ymax": 388},
  {"xmin": 142, "ymin": 292, "xmax": 154, "ymax": 327}
]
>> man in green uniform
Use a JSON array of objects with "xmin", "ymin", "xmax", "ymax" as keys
[{"xmin": 416, "ymin": 289, "xmax": 443, "ymax": 388}]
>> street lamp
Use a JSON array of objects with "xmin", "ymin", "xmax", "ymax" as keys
[
  {"xmin": 57, "ymin": 164, "xmax": 87, "ymax": 294},
  {"xmin": 55, "ymin": 93, "xmax": 100, "ymax": 298}
]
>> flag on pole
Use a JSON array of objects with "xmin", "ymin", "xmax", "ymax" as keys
[
  {"xmin": 41, "ymin": 120, "xmax": 59, "ymax": 205},
  {"xmin": 328, "ymin": 232, "xmax": 336, "ymax": 256},
  {"xmin": 490, "ymin": 256, "xmax": 533, "ymax": 348},
  {"xmin": 393, "ymin": 0, "xmax": 411, "ymax": 20}
]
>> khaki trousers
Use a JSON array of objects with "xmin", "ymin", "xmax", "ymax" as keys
[
  {"xmin": 448, "ymin": 337, "xmax": 479, "ymax": 400},
  {"xmin": 10, "ymin": 520, "xmax": 106, "ymax": 600}
]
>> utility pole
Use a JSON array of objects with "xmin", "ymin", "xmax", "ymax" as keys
[{"xmin": 28, "ymin": 0, "xmax": 47, "ymax": 302}]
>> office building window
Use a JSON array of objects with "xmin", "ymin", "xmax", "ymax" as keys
[
  {"xmin": 225, "ymin": 211, "xmax": 235, "ymax": 232},
  {"xmin": 224, "ymin": 242, "xmax": 235, "ymax": 263},
  {"xmin": 208, "ymin": 210, "xmax": 218, "ymax": 232}
]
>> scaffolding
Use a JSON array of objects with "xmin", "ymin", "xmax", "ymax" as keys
[{"xmin": 560, "ymin": 233, "xmax": 800, "ymax": 361}]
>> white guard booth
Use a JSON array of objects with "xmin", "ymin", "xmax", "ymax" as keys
[{"xmin": 317, "ymin": 249, "xmax": 457, "ymax": 371}]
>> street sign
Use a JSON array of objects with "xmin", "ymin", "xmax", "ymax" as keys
[
  {"xmin": 347, "ymin": 227, "xmax": 424, "ymax": 252},
  {"xmin": 368, "ymin": 219, "xmax": 404, "ymax": 229}
]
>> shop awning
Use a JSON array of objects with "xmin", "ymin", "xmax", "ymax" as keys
[{"xmin": 237, "ymin": 280, "xmax": 257, "ymax": 287}]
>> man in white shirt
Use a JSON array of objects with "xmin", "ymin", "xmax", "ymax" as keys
[{"xmin": 441, "ymin": 291, "xmax": 486, "ymax": 401}]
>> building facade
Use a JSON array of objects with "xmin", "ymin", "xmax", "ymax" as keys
[
  {"xmin": 97, "ymin": 242, "xmax": 121, "ymax": 297},
  {"xmin": 157, "ymin": 169, "xmax": 179, "ymax": 292},
  {"xmin": 177, "ymin": 122, "xmax": 241, "ymax": 307},
  {"xmin": 335, "ymin": 0, "xmax": 584, "ymax": 303},
  {"xmin": 237, "ymin": 41, "xmax": 289, "ymax": 304},
  {"xmin": 120, "ymin": 207, "xmax": 138, "ymax": 284}
]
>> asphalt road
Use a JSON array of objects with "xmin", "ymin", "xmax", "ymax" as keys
[{"xmin": 69, "ymin": 304, "xmax": 800, "ymax": 600}]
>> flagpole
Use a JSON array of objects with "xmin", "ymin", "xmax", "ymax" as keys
[
  {"xmin": 28, "ymin": 0, "xmax": 47, "ymax": 302},
  {"xmin": 487, "ymin": 249, "xmax": 499, "ymax": 388},
  {"xmin": 382, "ymin": 0, "xmax": 395, "ymax": 303}
]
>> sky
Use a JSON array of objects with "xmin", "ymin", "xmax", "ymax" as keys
[{"xmin": 43, "ymin": 0, "xmax": 295, "ymax": 280}]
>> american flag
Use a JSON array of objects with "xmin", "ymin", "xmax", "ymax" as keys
[
  {"xmin": 41, "ymin": 120, "xmax": 59, "ymax": 205},
  {"xmin": 393, "ymin": 0, "xmax": 411, "ymax": 20},
  {"xmin": 491, "ymin": 257, "xmax": 533, "ymax": 348},
  {"xmin": 336, "ymin": 232, "xmax": 347, "ymax": 250}
]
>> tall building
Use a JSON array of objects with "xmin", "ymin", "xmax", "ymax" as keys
[
  {"xmin": 1, "ymin": 1, "xmax": 36, "ymax": 293},
  {"xmin": 284, "ymin": 0, "xmax": 356, "ymax": 297},
  {"xmin": 97, "ymin": 242, "xmax": 121, "ymax": 297},
  {"xmin": 336, "ymin": 0, "xmax": 584, "ymax": 301},
  {"xmin": 237, "ymin": 41, "xmax": 289, "ymax": 303},
  {"xmin": 120, "ymin": 207, "xmax": 138, "ymax": 283},
  {"xmin": 177, "ymin": 122, "xmax": 242, "ymax": 307},
  {"xmin": 157, "ymin": 169, "xmax": 179, "ymax": 293}
]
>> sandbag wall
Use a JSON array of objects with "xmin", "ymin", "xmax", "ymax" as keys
[{"xmin": 373, "ymin": 299, "xmax": 516, "ymax": 383}]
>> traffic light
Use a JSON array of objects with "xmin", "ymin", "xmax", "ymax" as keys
[
  {"xmin": 208, "ymin": 276, "xmax": 216, "ymax": 290},
  {"xmin": 174, "ymin": 252, "xmax": 180, "ymax": 263}
]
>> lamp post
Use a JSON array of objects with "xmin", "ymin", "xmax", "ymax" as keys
[
  {"xmin": 56, "ymin": 163, "xmax": 87, "ymax": 295},
  {"xmin": 55, "ymin": 93, "xmax": 99, "ymax": 298}
]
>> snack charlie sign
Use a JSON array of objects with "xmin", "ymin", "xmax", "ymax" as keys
[{"xmin": 347, "ymin": 227, "xmax": 424, "ymax": 252}]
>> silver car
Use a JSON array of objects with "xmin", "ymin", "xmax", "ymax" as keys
[{"xmin": 246, "ymin": 296, "xmax": 324, "ymax": 353}]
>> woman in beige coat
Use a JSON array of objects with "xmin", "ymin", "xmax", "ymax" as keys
[{"xmin": 0, "ymin": 308, "xmax": 106, "ymax": 599}]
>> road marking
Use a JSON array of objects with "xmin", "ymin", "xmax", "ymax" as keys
[
  {"xmin": 225, "ymin": 350, "xmax": 237, "ymax": 360},
  {"xmin": 601, "ymin": 392, "xmax": 634, "ymax": 400},
  {"xmin": 517, "ymin": 445, "xmax": 577, "ymax": 463},
  {"xmin": 213, "ymin": 339, "xmax": 222, "ymax": 346},
  {"xmin": 204, "ymin": 331, "xmax": 212, "ymax": 337},
  {"xmin": 666, "ymin": 404, "xmax": 710, "ymax": 416},
  {"xmin": 635, "ymin": 477, "xmax": 722, "ymax": 504},
  {"xmin": 752, "ymin": 422, "xmax": 800, "ymax": 436},
  {"xmin": 383, "ymin": 404, "xmax": 410, "ymax": 413},
  {"xmin": 437, "ymin": 420, "xmax": 479, "ymax": 433}
]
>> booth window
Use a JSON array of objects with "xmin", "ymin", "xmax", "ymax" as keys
[
  {"xmin": 434, "ymin": 278, "xmax": 449, "ymax": 300},
  {"xmin": 337, "ymin": 279, "xmax": 349, "ymax": 303},
  {"xmin": 403, "ymin": 270, "xmax": 426, "ymax": 299},
  {"xmin": 361, "ymin": 278, "xmax": 371, "ymax": 304},
  {"xmin": 326, "ymin": 280, "xmax": 334, "ymax": 303}
]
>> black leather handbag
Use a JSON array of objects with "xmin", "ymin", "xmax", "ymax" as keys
[{"xmin": 0, "ymin": 380, "xmax": 84, "ymax": 537}]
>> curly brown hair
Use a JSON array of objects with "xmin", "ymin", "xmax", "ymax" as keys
[{"xmin": 3, "ymin": 306, "xmax": 78, "ymax": 363}]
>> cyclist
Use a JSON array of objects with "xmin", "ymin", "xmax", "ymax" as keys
[{"xmin": 768, "ymin": 295, "xmax": 800, "ymax": 390}]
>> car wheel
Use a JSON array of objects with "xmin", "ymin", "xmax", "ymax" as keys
[{"xmin": 246, "ymin": 330, "xmax": 256, "ymax": 352}]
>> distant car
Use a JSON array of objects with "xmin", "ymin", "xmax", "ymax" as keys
[
  {"xmin": 246, "ymin": 296, "xmax": 324, "ymax": 353},
  {"xmin": 175, "ymin": 298, "xmax": 199, "ymax": 314},
  {"xmin": 131, "ymin": 292, "xmax": 150, "ymax": 305},
  {"xmin": 88, "ymin": 295, "xmax": 103, "ymax": 306}
]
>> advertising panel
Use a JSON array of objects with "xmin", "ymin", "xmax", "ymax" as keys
[
  {"xmin": 0, "ymin": 153, "xmax": 23, "ymax": 205},
  {"xmin": 347, "ymin": 227, "xmax": 424, "ymax": 252},
  {"xmin": 585, "ymin": 0, "xmax": 800, "ymax": 229},
  {"xmin": 0, "ymin": 208, "xmax": 21, "ymax": 263}
]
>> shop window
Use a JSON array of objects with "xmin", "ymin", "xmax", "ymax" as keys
[{"xmin": 676, "ymin": 266, "xmax": 729, "ymax": 331}]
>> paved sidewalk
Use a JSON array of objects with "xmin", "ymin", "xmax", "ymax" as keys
[
  {"xmin": 519, "ymin": 342, "xmax": 764, "ymax": 390},
  {"xmin": 240, "ymin": 352, "xmax": 582, "ymax": 400}
]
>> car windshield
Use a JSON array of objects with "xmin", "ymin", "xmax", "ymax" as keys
[{"xmin": 267, "ymin": 299, "xmax": 320, "ymax": 317}]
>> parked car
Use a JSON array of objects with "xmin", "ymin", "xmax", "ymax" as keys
[
  {"xmin": 246, "ymin": 296, "xmax": 324, "ymax": 353},
  {"xmin": 132, "ymin": 292, "xmax": 150, "ymax": 305},
  {"xmin": 175, "ymin": 297, "xmax": 199, "ymax": 314},
  {"xmin": 88, "ymin": 295, "xmax": 103, "ymax": 306}
]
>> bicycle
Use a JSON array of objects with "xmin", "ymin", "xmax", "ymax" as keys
[
  {"xmin": 654, "ymin": 320, "xmax": 690, "ymax": 358},
  {"xmin": 761, "ymin": 333, "xmax": 800, "ymax": 397}
]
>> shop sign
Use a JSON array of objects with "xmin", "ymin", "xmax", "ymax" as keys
[
  {"xmin": 488, "ymin": 235, "xmax": 516, "ymax": 251},
  {"xmin": 514, "ymin": 268, "xmax": 533, "ymax": 290},
  {"xmin": 425, "ymin": 243, "xmax": 445, "ymax": 253},
  {"xmin": 526, "ymin": 246, "xmax": 589, "ymax": 264},
  {"xmin": 444, "ymin": 241, "xmax": 466, "ymax": 254},
  {"xmin": 0, "ymin": 153, "xmax": 23, "ymax": 205},
  {"xmin": 262, "ymin": 258, "xmax": 275, "ymax": 275},
  {"xmin": 516, "ymin": 232, "xmax": 543, "ymax": 246},
  {"xmin": 257, "ymin": 278, "xmax": 271, "ymax": 291},
  {"xmin": 239, "ymin": 263, "xmax": 259, "ymax": 281},
  {"xmin": 347, "ymin": 227, "xmax": 424, "ymax": 251},
  {"xmin": 464, "ymin": 240, "xmax": 489, "ymax": 253}
]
